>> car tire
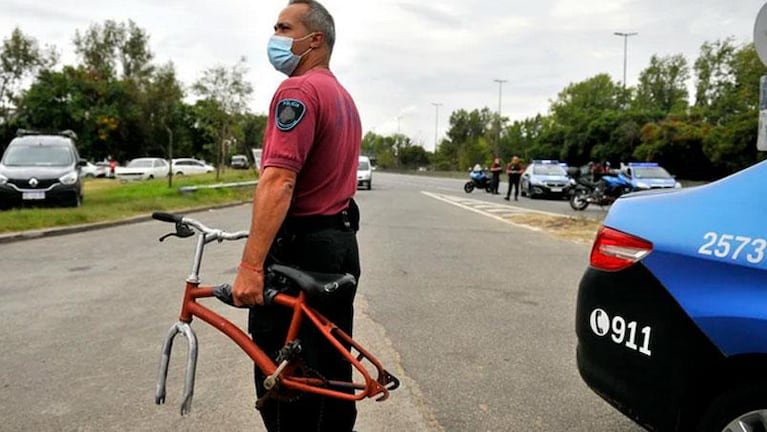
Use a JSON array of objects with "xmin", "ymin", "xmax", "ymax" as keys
[
  {"xmin": 148, "ymin": 175, "xmax": 154, "ymax": 179},
  {"xmin": 697, "ymin": 384, "xmax": 767, "ymax": 432},
  {"xmin": 66, "ymin": 193, "xmax": 81, "ymax": 208},
  {"xmin": 366, "ymin": 181, "xmax": 372, "ymax": 190},
  {"xmin": 176, "ymin": 171, "xmax": 184, "ymax": 176}
]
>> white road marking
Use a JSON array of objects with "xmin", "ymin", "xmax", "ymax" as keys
[{"xmin": 422, "ymin": 191, "xmax": 550, "ymax": 232}]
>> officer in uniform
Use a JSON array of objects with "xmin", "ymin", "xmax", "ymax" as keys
[{"xmin": 232, "ymin": 1, "xmax": 362, "ymax": 431}]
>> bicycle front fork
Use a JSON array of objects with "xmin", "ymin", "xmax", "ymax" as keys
[{"xmin": 155, "ymin": 321, "xmax": 198, "ymax": 415}]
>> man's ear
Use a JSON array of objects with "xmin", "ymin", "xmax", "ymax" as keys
[{"xmin": 310, "ymin": 32, "xmax": 324, "ymax": 49}]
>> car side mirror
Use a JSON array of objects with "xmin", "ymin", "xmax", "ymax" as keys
[{"xmin": 78, "ymin": 159, "xmax": 87, "ymax": 167}]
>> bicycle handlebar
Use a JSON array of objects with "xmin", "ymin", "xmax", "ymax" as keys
[
  {"xmin": 152, "ymin": 211, "xmax": 249, "ymax": 242},
  {"xmin": 152, "ymin": 211, "xmax": 182, "ymax": 224}
]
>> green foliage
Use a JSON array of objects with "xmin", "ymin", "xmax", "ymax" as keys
[
  {"xmin": 633, "ymin": 54, "xmax": 690, "ymax": 113},
  {"xmin": 0, "ymin": 27, "xmax": 57, "ymax": 123}
]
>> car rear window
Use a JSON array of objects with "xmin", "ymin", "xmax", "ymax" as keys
[
  {"xmin": 533, "ymin": 165, "xmax": 566, "ymax": 176},
  {"xmin": 2, "ymin": 145, "xmax": 74, "ymax": 166},
  {"xmin": 633, "ymin": 167, "xmax": 672, "ymax": 179}
]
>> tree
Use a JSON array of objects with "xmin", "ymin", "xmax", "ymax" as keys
[
  {"xmin": 192, "ymin": 57, "xmax": 253, "ymax": 178},
  {"xmin": 693, "ymin": 40, "xmax": 766, "ymax": 173},
  {"xmin": 74, "ymin": 20, "xmax": 154, "ymax": 82},
  {"xmin": 634, "ymin": 113, "xmax": 712, "ymax": 179},
  {"xmin": 548, "ymin": 74, "xmax": 623, "ymax": 162},
  {"xmin": 0, "ymin": 27, "xmax": 57, "ymax": 124},
  {"xmin": 633, "ymin": 54, "xmax": 690, "ymax": 114}
]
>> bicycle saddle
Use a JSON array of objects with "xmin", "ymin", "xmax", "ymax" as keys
[{"xmin": 214, "ymin": 264, "xmax": 357, "ymax": 307}]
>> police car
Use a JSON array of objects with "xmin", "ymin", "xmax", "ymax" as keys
[
  {"xmin": 620, "ymin": 162, "xmax": 682, "ymax": 190},
  {"xmin": 575, "ymin": 159, "xmax": 767, "ymax": 431},
  {"xmin": 520, "ymin": 159, "xmax": 573, "ymax": 199}
]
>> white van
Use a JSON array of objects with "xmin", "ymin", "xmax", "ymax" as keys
[{"xmin": 357, "ymin": 156, "xmax": 372, "ymax": 190}]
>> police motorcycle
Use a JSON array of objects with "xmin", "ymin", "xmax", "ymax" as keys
[
  {"xmin": 568, "ymin": 166, "xmax": 634, "ymax": 210},
  {"xmin": 464, "ymin": 165, "xmax": 494, "ymax": 193}
]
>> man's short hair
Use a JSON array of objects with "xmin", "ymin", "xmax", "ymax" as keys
[{"xmin": 288, "ymin": 0, "xmax": 336, "ymax": 54}]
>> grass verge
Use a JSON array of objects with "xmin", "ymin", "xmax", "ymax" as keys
[{"xmin": 0, "ymin": 170, "xmax": 257, "ymax": 234}]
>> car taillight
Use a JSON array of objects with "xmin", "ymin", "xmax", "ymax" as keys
[{"xmin": 590, "ymin": 226, "xmax": 653, "ymax": 271}]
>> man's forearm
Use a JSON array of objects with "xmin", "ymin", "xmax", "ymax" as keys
[{"xmin": 241, "ymin": 168, "xmax": 295, "ymax": 268}]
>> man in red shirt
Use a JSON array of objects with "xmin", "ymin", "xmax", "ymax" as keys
[
  {"xmin": 232, "ymin": 1, "xmax": 361, "ymax": 431},
  {"xmin": 490, "ymin": 157, "xmax": 502, "ymax": 194}
]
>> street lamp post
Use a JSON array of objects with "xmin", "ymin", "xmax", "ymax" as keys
[
  {"xmin": 431, "ymin": 102, "xmax": 442, "ymax": 151},
  {"xmin": 614, "ymin": 32, "xmax": 638, "ymax": 91},
  {"xmin": 493, "ymin": 79, "xmax": 507, "ymax": 156}
]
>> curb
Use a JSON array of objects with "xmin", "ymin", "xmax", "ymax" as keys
[{"xmin": 0, "ymin": 201, "xmax": 251, "ymax": 245}]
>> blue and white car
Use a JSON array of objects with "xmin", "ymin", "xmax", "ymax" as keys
[
  {"xmin": 520, "ymin": 159, "xmax": 573, "ymax": 199},
  {"xmin": 576, "ymin": 159, "xmax": 767, "ymax": 431},
  {"xmin": 620, "ymin": 162, "xmax": 682, "ymax": 190}
]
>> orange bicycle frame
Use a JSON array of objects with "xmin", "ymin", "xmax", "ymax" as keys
[{"xmin": 152, "ymin": 212, "xmax": 398, "ymax": 415}]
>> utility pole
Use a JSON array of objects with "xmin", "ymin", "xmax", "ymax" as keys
[
  {"xmin": 493, "ymin": 79, "xmax": 507, "ymax": 156},
  {"xmin": 431, "ymin": 102, "xmax": 442, "ymax": 151},
  {"xmin": 614, "ymin": 32, "xmax": 638, "ymax": 91}
]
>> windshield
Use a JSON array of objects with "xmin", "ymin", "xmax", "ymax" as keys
[
  {"xmin": 358, "ymin": 161, "xmax": 370, "ymax": 170},
  {"xmin": 633, "ymin": 166, "xmax": 672, "ymax": 179},
  {"xmin": 2, "ymin": 145, "xmax": 74, "ymax": 166},
  {"xmin": 533, "ymin": 165, "xmax": 566, "ymax": 176},
  {"xmin": 128, "ymin": 159, "xmax": 154, "ymax": 168}
]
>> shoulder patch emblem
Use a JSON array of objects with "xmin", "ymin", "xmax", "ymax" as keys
[{"xmin": 275, "ymin": 99, "xmax": 306, "ymax": 131}]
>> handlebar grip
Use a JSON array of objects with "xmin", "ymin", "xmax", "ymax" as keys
[
  {"xmin": 152, "ymin": 212, "xmax": 182, "ymax": 223},
  {"xmin": 322, "ymin": 274, "xmax": 357, "ymax": 293}
]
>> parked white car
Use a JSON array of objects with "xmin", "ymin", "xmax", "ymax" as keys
[
  {"xmin": 80, "ymin": 161, "xmax": 100, "ymax": 178},
  {"xmin": 357, "ymin": 156, "xmax": 372, "ymax": 190},
  {"xmin": 171, "ymin": 158, "xmax": 214, "ymax": 176},
  {"xmin": 116, "ymin": 158, "xmax": 169, "ymax": 181}
]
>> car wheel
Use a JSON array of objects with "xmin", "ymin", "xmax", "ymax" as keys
[
  {"xmin": 148, "ymin": 175, "xmax": 154, "ymax": 179},
  {"xmin": 697, "ymin": 384, "xmax": 767, "ymax": 432},
  {"xmin": 366, "ymin": 181, "xmax": 372, "ymax": 190},
  {"xmin": 67, "ymin": 193, "xmax": 82, "ymax": 208},
  {"xmin": 176, "ymin": 171, "xmax": 184, "ymax": 176}
]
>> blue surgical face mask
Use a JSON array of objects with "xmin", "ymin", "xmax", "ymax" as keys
[{"xmin": 267, "ymin": 33, "xmax": 314, "ymax": 76}]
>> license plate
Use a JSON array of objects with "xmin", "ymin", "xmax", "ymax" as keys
[
  {"xmin": 550, "ymin": 187, "xmax": 562, "ymax": 192},
  {"xmin": 22, "ymin": 191, "xmax": 45, "ymax": 200}
]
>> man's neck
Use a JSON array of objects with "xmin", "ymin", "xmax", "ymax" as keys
[{"xmin": 293, "ymin": 54, "xmax": 330, "ymax": 76}]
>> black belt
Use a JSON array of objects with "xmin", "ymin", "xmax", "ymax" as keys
[
  {"xmin": 284, "ymin": 199, "xmax": 359, "ymax": 234},
  {"xmin": 284, "ymin": 212, "xmax": 350, "ymax": 233}
]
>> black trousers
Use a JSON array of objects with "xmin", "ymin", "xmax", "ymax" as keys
[
  {"xmin": 506, "ymin": 174, "xmax": 521, "ymax": 199},
  {"xmin": 248, "ymin": 221, "xmax": 361, "ymax": 432},
  {"xmin": 491, "ymin": 172, "xmax": 501, "ymax": 193}
]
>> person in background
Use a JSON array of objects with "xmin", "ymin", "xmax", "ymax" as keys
[
  {"xmin": 504, "ymin": 156, "xmax": 524, "ymax": 201},
  {"xmin": 490, "ymin": 157, "xmax": 502, "ymax": 194}
]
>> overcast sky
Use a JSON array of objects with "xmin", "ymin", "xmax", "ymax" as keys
[{"xmin": 2, "ymin": 0, "xmax": 766, "ymax": 151}]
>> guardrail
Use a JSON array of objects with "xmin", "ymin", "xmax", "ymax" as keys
[{"xmin": 179, "ymin": 180, "xmax": 258, "ymax": 194}]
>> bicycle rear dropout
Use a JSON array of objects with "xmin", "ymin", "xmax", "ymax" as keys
[{"xmin": 150, "ymin": 211, "xmax": 399, "ymax": 415}]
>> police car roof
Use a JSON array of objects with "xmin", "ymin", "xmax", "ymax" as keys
[{"xmin": 627, "ymin": 162, "xmax": 659, "ymax": 167}]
